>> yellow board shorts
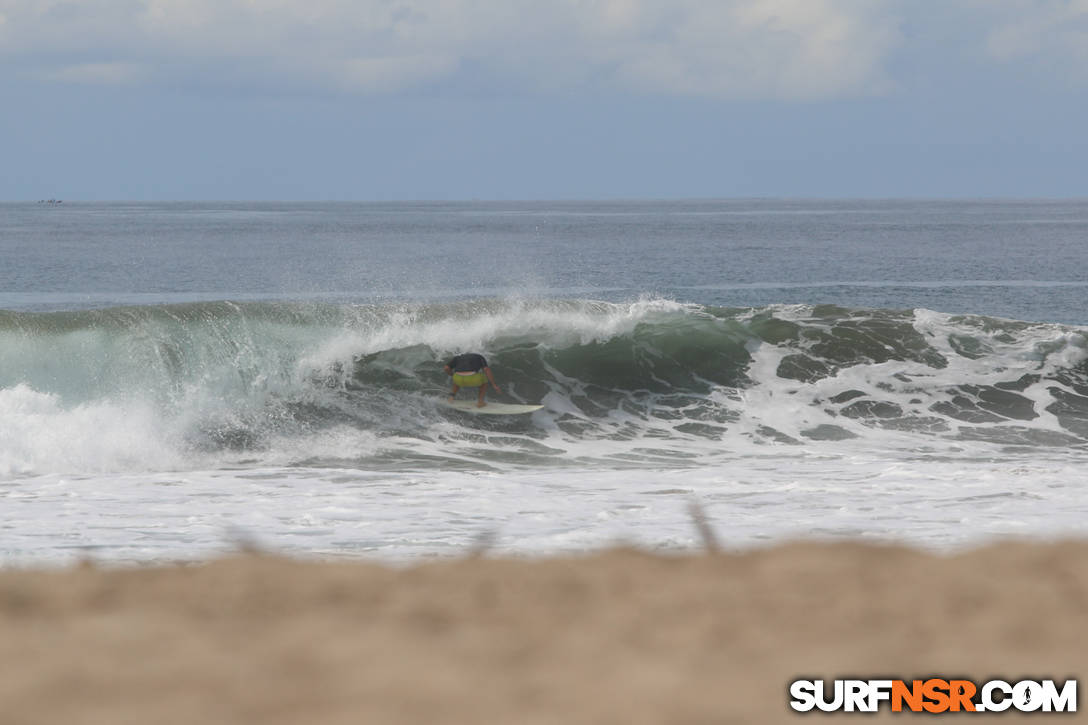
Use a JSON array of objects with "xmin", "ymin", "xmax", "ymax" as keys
[{"xmin": 453, "ymin": 371, "xmax": 486, "ymax": 388}]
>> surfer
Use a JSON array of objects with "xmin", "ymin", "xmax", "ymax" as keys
[{"xmin": 444, "ymin": 353, "xmax": 501, "ymax": 407}]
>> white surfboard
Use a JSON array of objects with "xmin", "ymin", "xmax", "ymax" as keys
[{"xmin": 442, "ymin": 400, "xmax": 544, "ymax": 415}]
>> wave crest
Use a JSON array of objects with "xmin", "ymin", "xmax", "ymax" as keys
[{"xmin": 2, "ymin": 299, "xmax": 1087, "ymax": 474}]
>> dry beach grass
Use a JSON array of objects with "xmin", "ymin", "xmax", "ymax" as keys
[{"xmin": 1, "ymin": 539, "xmax": 1086, "ymax": 724}]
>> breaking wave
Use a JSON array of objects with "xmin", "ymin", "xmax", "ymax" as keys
[{"xmin": 2, "ymin": 298, "xmax": 1087, "ymax": 475}]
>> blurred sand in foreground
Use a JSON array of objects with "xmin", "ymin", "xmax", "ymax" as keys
[{"xmin": 2, "ymin": 541, "xmax": 1085, "ymax": 724}]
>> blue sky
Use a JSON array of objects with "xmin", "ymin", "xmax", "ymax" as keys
[{"xmin": 2, "ymin": 0, "xmax": 1087, "ymax": 200}]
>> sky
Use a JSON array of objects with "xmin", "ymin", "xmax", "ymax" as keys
[{"xmin": 2, "ymin": 0, "xmax": 1087, "ymax": 200}]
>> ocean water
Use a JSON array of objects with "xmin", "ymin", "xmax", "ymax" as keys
[{"xmin": 2, "ymin": 200, "xmax": 1087, "ymax": 565}]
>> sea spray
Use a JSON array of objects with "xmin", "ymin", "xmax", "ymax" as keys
[{"xmin": 1, "ymin": 299, "xmax": 1087, "ymax": 477}]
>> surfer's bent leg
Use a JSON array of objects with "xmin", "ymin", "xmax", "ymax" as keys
[
  {"xmin": 449, "ymin": 384, "xmax": 460, "ymax": 402},
  {"xmin": 477, "ymin": 383, "xmax": 487, "ymax": 407}
]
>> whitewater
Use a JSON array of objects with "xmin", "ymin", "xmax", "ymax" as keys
[{"xmin": 2, "ymin": 200, "xmax": 1087, "ymax": 564}]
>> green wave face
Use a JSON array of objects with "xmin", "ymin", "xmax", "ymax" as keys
[{"xmin": 1, "ymin": 299, "xmax": 1087, "ymax": 468}]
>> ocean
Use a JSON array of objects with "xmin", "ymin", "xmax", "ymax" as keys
[{"xmin": 2, "ymin": 199, "xmax": 1087, "ymax": 565}]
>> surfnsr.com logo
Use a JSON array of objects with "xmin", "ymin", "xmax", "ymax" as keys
[{"xmin": 789, "ymin": 678, "xmax": 1077, "ymax": 713}]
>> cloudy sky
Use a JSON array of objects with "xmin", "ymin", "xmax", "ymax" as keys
[{"xmin": 2, "ymin": 0, "xmax": 1087, "ymax": 200}]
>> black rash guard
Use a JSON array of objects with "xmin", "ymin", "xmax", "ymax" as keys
[{"xmin": 447, "ymin": 353, "xmax": 488, "ymax": 373}]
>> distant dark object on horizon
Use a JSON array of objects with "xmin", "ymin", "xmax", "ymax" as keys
[{"xmin": 38, "ymin": 199, "xmax": 63, "ymax": 205}]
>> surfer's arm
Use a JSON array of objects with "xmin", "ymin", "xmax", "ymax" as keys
[
  {"xmin": 484, "ymin": 366, "xmax": 500, "ymax": 393},
  {"xmin": 443, "ymin": 365, "xmax": 453, "ymax": 376}
]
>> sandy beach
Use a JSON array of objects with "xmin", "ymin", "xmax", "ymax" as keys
[{"xmin": 2, "ymin": 539, "xmax": 1084, "ymax": 724}]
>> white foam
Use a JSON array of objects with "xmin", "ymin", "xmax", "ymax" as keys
[
  {"xmin": 5, "ymin": 453, "xmax": 1087, "ymax": 566},
  {"xmin": 4, "ymin": 301, "xmax": 1088, "ymax": 565},
  {"xmin": 0, "ymin": 384, "xmax": 184, "ymax": 476},
  {"xmin": 297, "ymin": 297, "xmax": 694, "ymax": 376}
]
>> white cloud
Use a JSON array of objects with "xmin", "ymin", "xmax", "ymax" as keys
[
  {"xmin": 335, "ymin": 55, "xmax": 460, "ymax": 93},
  {"xmin": 40, "ymin": 61, "xmax": 149, "ymax": 85},
  {"xmin": 4, "ymin": 0, "xmax": 1085, "ymax": 99},
  {"xmin": 593, "ymin": 0, "xmax": 900, "ymax": 99},
  {"xmin": 978, "ymin": 0, "xmax": 1088, "ymax": 68},
  {"xmin": 0, "ymin": 0, "xmax": 905, "ymax": 98}
]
